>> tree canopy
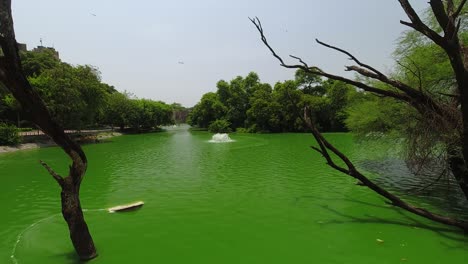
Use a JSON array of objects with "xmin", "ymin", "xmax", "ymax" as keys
[
  {"xmin": 0, "ymin": 49, "xmax": 181, "ymax": 131},
  {"xmin": 189, "ymin": 70, "xmax": 356, "ymax": 133}
]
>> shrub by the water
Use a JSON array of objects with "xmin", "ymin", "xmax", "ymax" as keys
[
  {"xmin": 0, "ymin": 123, "xmax": 21, "ymax": 146},
  {"xmin": 235, "ymin": 127, "xmax": 249, "ymax": 133},
  {"xmin": 208, "ymin": 119, "xmax": 232, "ymax": 133}
]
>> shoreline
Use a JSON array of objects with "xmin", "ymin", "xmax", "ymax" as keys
[{"xmin": 0, "ymin": 131, "xmax": 122, "ymax": 155}]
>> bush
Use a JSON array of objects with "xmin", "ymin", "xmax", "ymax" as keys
[
  {"xmin": 208, "ymin": 119, "xmax": 232, "ymax": 133},
  {"xmin": 0, "ymin": 123, "xmax": 21, "ymax": 146},
  {"xmin": 235, "ymin": 127, "xmax": 249, "ymax": 133},
  {"xmin": 18, "ymin": 127, "xmax": 33, "ymax": 132}
]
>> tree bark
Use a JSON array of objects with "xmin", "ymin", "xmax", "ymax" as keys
[
  {"xmin": 0, "ymin": 0, "xmax": 97, "ymax": 260},
  {"xmin": 61, "ymin": 179, "xmax": 97, "ymax": 260},
  {"xmin": 448, "ymin": 147, "xmax": 468, "ymax": 199}
]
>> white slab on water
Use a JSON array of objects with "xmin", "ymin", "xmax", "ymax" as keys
[{"xmin": 108, "ymin": 201, "xmax": 144, "ymax": 213}]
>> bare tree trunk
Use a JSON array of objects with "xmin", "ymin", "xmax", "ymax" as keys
[
  {"xmin": 448, "ymin": 146, "xmax": 468, "ymax": 198},
  {"xmin": 61, "ymin": 179, "xmax": 97, "ymax": 259},
  {"xmin": 0, "ymin": 0, "xmax": 97, "ymax": 260}
]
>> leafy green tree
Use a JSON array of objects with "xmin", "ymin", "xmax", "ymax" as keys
[
  {"xmin": 20, "ymin": 49, "xmax": 60, "ymax": 77},
  {"xmin": 189, "ymin": 92, "xmax": 226, "ymax": 128},
  {"xmin": 1, "ymin": 93, "xmax": 22, "ymax": 127},
  {"xmin": 104, "ymin": 91, "xmax": 135, "ymax": 130},
  {"xmin": 272, "ymin": 80, "xmax": 305, "ymax": 132},
  {"xmin": 29, "ymin": 64, "xmax": 109, "ymax": 129},
  {"xmin": 246, "ymin": 83, "xmax": 279, "ymax": 132},
  {"xmin": 208, "ymin": 119, "xmax": 232, "ymax": 133},
  {"xmin": 345, "ymin": 94, "xmax": 411, "ymax": 136},
  {"xmin": 124, "ymin": 98, "xmax": 174, "ymax": 131},
  {"xmin": 0, "ymin": 122, "xmax": 20, "ymax": 145},
  {"xmin": 295, "ymin": 68, "xmax": 326, "ymax": 96},
  {"xmin": 191, "ymin": 71, "xmax": 356, "ymax": 133}
]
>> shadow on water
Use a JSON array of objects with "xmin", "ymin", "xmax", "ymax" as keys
[
  {"xmin": 358, "ymin": 158, "xmax": 468, "ymax": 219},
  {"xmin": 295, "ymin": 194, "xmax": 468, "ymax": 244}
]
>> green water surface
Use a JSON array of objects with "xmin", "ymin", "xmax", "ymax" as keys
[{"xmin": 0, "ymin": 127, "xmax": 467, "ymax": 263}]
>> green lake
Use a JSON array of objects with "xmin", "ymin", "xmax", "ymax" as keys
[{"xmin": 0, "ymin": 127, "xmax": 467, "ymax": 263}]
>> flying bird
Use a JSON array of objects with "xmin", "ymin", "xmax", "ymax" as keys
[
  {"xmin": 91, "ymin": 13, "xmax": 97, "ymax": 17},
  {"xmin": 178, "ymin": 61, "xmax": 184, "ymax": 65}
]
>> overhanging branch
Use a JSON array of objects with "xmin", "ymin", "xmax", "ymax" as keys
[{"xmin": 251, "ymin": 15, "xmax": 468, "ymax": 232}]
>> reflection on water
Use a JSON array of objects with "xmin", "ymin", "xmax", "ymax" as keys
[{"xmin": 359, "ymin": 158, "xmax": 468, "ymax": 218}]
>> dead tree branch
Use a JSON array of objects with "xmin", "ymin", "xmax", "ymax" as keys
[
  {"xmin": 250, "ymin": 11, "xmax": 468, "ymax": 231},
  {"xmin": 303, "ymin": 109, "xmax": 468, "ymax": 231}
]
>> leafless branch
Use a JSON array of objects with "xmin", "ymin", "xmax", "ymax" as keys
[
  {"xmin": 249, "ymin": 17, "xmax": 413, "ymax": 102},
  {"xmin": 249, "ymin": 17, "xmax": 288, "ymax": 67},
  {"xmin": 398, "ymin": 0, "xmax": 445, "ymax": 46},
  {"xmin": 315, "ymin": 38, "xmax": 385, "ymax": 77},
  {"xmin": 39, "ymin": 160, "xmax": 64, "ymax": 186},
  {"xmin": 250, "ymin": 17, "xmax": 455, "ymax": 126},
  {"xmin": 251, "ymin": 14, "xmax": 468, "ymax": 231},
  {"xmin": 289, "ymin": 55, "xmax": 309, "ymax": 68},
  {"xmin": 396, "ymin": 59, "xmax": 423, "ymax": 91}
]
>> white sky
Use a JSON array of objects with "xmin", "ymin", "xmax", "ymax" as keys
[{"xmin": 12, "ymin": 0, "xmax": 427, "ymax": 107}]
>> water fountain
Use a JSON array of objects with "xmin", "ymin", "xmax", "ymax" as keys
[{"xmin": 209, "ymin": 133, "xmax": 234, "ymax": 143}]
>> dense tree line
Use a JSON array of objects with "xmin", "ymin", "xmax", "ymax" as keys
[
  {"xmin": 0, "ymin": 49, "xmax": 186, "ymax": 132},
  {"xmin": 188, "ymin": 71, "xmax": 356, "ymax": 133}
]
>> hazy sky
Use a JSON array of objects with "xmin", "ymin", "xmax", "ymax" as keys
[{"xmin": 12, "ymin": 0, "xmax": 427, "ymax": 107}]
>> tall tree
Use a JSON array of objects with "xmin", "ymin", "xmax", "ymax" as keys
[
  {"xmin": 251, "ymin": 0, "xmax": 468, "ymax": 231},
  {"xmin": 0, "ymin": 0, "xmax": 97, "ymax": 259},
  {"xmin": 29, "ymin": 64, "xmax": 109, "ymax": 129}
]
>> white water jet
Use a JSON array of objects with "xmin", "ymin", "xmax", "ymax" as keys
[{"xmin": 209, "ymin": 133, "xmax": 234, "ymax": 143}]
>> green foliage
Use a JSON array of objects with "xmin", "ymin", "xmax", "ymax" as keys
[
  {"xmin": 0, "ymin": 123, "xmax": 20, "ymax": 146},
  {"xmin": 188, "ymin": 92, "xmax": 226, "ymax": 128},
  {"xmin": 104, "ymin": 92, "xmax": 173, "ymax": 131},
  {"xmin": 104, "ymin": 92, "xmax": 136, "ymax": 129},
  {"xmin": 208, "ymin": 119, "xmax": 232, "ymax": 133},
  {"xmin": 127, "ymin": 99, "xmax": 173, "ymax": 131},
  {"xmin": 235, "ymin": 127, "xmax": 249, "ymax": 133},
  {"xmin": 29, "ymin": 64, "xmax": 109, "ymax": 129},
  {"xmin": 19, "ymin": 49, "xmax": 61, "ymax": 77},
  {"xmin": 190, "ymin": 71, "xmax": 355, "ymax": 133}
]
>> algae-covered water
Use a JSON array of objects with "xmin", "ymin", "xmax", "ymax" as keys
[{"xmin": 0, "ymin": 127, "xmax": 467, "ymax": 263}]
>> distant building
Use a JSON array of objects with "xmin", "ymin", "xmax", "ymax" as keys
[
  {"xmin": 0, "ymin": 41, "xmax": 60, "ymax": 61},
  {"xmin": 32, "ymin": 46, "xmax": 59, "ymax": 59}
]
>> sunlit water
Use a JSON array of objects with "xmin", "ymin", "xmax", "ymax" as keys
[{"xmin": 0, "ymin": 127, "xmax": 467, "ymax": 263}]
